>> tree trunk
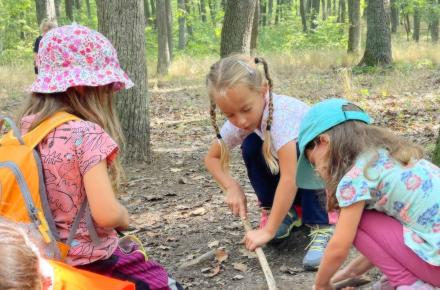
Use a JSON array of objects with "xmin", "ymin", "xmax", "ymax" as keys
[
  {"xmin": 200, "ymin": 0, "xmax": 207, "ymax": 22},
  {"xmin": 413, "ymin": 5, "xmax": 420, "ymax": 42},
  {"xmin": 275, "ymin": 0, "xmax": 281, "ymax": 24},
  {"xmin": 208, "ymin": 0, "xmax": 217, "ymax": 23},
  {"xmin": 35, "ymin": 0, "xmax": 56, "ymax": 24},
  {"xmin": 327, "ymin": 0, "xmax": 331, "ymax": 16},
  {"xmin": 55, "ymin": 0, "xmax": 61, "ymax": 18},
  {"xmin": 185, "ymin": 0, "xmax": 193, "ymax": 36},
  {"xmin": 157, "ymin": 0, "xmax": 171, "ymax": 74},
  {"xmin": 348, "ymin": 0, "xmax": 360, "ymax": 53},
  {"xmin": 390, "ymin": 0, "xmax": 398, "ymax": 33},
  {"xmin": 150, "ymin": 0, "xmax": 156, "ymax": 28},
  {"xmin": 261, "ymin": 0, "xmax": 267, "ymax": 25},
  {"xmin": 165, "ymin": 0, "xmax": 173, "ymax": 59},
  {"xmin": 75, "ymin": 0, "xmax": 81, "ymax": 10},
  {"xmin": 220, "ymin": 0, "xmax": 257, "ymax": 57},
  {"xmin": 429, "ymin": 0, "xmax": 439, "ymax": 42},
  {"xmin": 337, "ymin": 0, "xmax": 346, "ymax": 23},
  {"xmin": 300, "ymin": 0, "xmax": 308, "ymax": 32},
  {"xmin": 251, "ymin": 0, "xmax": 260, "ymax": 53},
  {"xmin": 433, "ymin": 128, "xmax": 440, "ymax": 166},
  {"xmin": 65, "ymin": 0, "xmax": 74, "ymax": 22},
  {"xmin": 322, "ymin": 0, "xmax": 327, "ymax": 20},
  {"xmin": 144, "ymin": 0, "xmax": 151, "ymax": 26},
  {"xmin": 178, "ymin": 0, "xmax": 186, "ymax": 49},
  {"xmin": 311, "ymin": 0, "xmax": 320, "ymax": 30},
  {"xmin": 96, "ymin": 0, "xmax": 150, "ymax": 162},
  {"xmin": 268, "ymin": 0, "xmax": 274, "ymax": 24},
  {"xmin": 359, "ymin": 0, "xmax": 392, "ymax": 66}
]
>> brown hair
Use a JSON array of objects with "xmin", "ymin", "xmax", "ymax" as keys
[
  {"xmin": 315, "ymin": 105, "xmax": 424, "ymax": 211},
  {"xmin": 206, "ymin": 54, "xmax": 279, "ymax": 174},
  {"xmin": 18, "ymin": 85, "xmax": 125, "ymax": 191},
  {"xmin": 0, "ymin": 223, "xmax": 43, "ymax": 290}
]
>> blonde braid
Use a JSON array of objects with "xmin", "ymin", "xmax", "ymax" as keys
[
  {"xmin": 256, "ymin": 57, "xmax": 279, "ymax": 174},
  {"xmin": 210, "ymin": 99, "xmax": 230, "ymax": 172}
]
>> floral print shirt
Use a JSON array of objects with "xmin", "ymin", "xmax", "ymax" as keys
[{"xmin": 336, "ymin": 149, "xmax": 440, "ymax": 265}]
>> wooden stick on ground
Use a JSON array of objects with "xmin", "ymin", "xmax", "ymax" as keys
[
  {"xmin": 332, "ymin": 276, "xmax": 372, "ymax": 290},
  {"xmin": 242, "ymin": 218, "xmax": 278, "ymax": 290}
]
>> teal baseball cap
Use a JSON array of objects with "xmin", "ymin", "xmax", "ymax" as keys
[{"xmin": 296, "ymin": 98, "xmax": 372, "ymax": 189}]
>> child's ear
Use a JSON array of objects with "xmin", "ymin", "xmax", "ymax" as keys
[
  {"xmin": 318, "ymin": 134, "xmax": 330, "ymax": 145},
  {"xmin": 260, "ymin": 83, "xmax": 269, "ymax": 97}
]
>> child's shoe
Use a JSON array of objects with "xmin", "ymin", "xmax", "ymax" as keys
[
  {"xmin": 302, "ymin": 224, "xmax": 334, "ymax": 270},
  {"xmin": 259, "ymin": 207, "xmax": 302, "ymax": 243}
]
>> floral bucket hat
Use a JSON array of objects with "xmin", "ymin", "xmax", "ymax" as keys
[{"xmin": 30, "ymin": 24, "xmax": 134, "ymax": 93}]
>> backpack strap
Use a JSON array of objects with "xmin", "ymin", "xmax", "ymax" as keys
[
  {"xmin": 66, "ymin": 200, "xmax": 101, "ymax": 248},
  {"xmin": 22, "ymin": 112, "xmax": 80, "ymax": 149},
  {"xmin": 0, "ymin": 116, "xmax": 25, "ymax": 144}
]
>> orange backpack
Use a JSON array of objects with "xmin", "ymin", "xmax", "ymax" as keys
[
  {"xmin": 49, "ymin": 260, "xmax": 135, "ymax": 290},
  {"xmin": 0, "ymin": 112, "xmax": 99, "ymax": 260}
]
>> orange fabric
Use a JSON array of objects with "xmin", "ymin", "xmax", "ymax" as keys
[{"xmin": 50, "ymin": 260, "xmax": 135, "ymax": 290}]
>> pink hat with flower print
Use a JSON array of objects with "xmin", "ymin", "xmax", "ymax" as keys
[{"xmin": 30, "ymin": 24, "xmax": 134, "ymax": 93}]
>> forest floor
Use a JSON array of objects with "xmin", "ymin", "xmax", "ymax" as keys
[{"xmin": 1, "ymin": 55, "xmax": 439, "ymax": 289}]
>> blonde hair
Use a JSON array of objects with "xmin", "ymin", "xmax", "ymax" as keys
[
  {"xmin": 206, "ymin": 54, "xmax": 279, "ymax": 174},
  {"xmin": 0, "ymin": 222, "xmax": 43, "ymax": 290},
  {"xmin": 40, "ymin": 19, "xmax": 57, "ymax": 33},
  {"xmin": 317, "ymin": 105, "xmax": 424, "ymax": 211},
  {"xmin": 18, "ymin": 85, "xmax": 125, "ymax": 191}
]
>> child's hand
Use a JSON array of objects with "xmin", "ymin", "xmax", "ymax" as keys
[
  {"xmin": 243, "ymin": 228, "xmax": 274, "ymax": 251},
  {"xmin": 225, "ymin": 182, "xmax": 247, "ymax": 218}
]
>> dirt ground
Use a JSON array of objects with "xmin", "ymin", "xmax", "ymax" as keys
[{"xmin": 1, "ymin": 63, "xmax": 439, "ymax": 289}]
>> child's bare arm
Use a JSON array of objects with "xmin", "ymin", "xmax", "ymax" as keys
[
  {"xmin": 204, "ymin": 140, "xmax": 247, "ymax": 218},
  {"xmin": 84, "ymin": 161, "xmax": 129, "ymax": 229}
]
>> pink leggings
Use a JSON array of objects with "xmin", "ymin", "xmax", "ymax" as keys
[{"xmin": 353, "ymin": 210, "xmax": 440, "ymax": 287}]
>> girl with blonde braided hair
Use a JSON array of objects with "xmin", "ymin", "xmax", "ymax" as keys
[{"xmin": 205, "ymin": 54, "xmax": 333, "ymax": 269}]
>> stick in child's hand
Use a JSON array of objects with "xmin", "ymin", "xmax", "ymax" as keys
[
  {"xmin": 332, "ymin": 276, "xmax": 372, "ymax": 290},
  {"xmin": 241, "ymin": 218, "xmax": 278, "ymax": 290}
]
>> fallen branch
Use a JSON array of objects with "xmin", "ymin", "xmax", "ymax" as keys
[
  {"xmin": 332, "ymin": 276, "xmax": 372, "ymax": 290},
  {"xmin": 242, "ymin": 218, "xmax": 277, "ymax": 290},
  {"xmin": 178, "ymin": 249, "xmax": 216, "ymax": 270}
]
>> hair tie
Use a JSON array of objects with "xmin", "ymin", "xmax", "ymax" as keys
[
  {"xmin": 254, "ymin": 57, "xmax": 260, "ymax": 64},
  {"xmin": 266, "ymin": 125, "xmax": 271, "ymax": 131},
  {"xmin": 216, "ymin": 133, "xmax": 222, "ymax": 139}
]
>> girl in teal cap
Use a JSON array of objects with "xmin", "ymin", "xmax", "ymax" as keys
[{"xmin": 296, "ymin": 99, "xmax": 440, "ymax": 290}]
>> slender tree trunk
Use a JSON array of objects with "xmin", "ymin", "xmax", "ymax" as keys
[
  {"xmin": 75, "ymin": 0, "xmax": 81, "ymax": 10},
  {"xmin": 311, "ymin": 0, "xmax": 320, "ymax": 30},
  {"xmin": 268, "ymin": 0, "xmax": 274, "ymax": 24},
  {"xmin": 300, "ymin": 0, "xmax": 308, "ymax": 32},
  {"xmin": 261, "ymin": 0, "xmax": 267, "ymax": 25},
  {"xmin": 208, "ymin": 0, "xmax": 217, "ymax": 23},
  {"xmin": 322, "ymin": 0, "xmax": 327, "ymax": 20},
  {"xmin": 333, "ymin": 0, "xmax": 337, "ymax": 15},
  {"xmin": 178, "ymin": 0, "xmax": 186, "ymax": 49},
  {"xmin": 55, "ymin": 0, "xmax": 61, "ymax": 18},
  {"xmin": 157, "ymin": 0, "xmax": 171, "ymax": 74},
  {"xmin": 200, "ymin": 0, "xmax": 207, "ymax": 22},
  {"xmin": 144, "ymin": 0, "xmax": 151, "ymax": 26},
  {"xmin": 359, "ymin": 0, "xmax": 392, "ymax": 65},
  {"xmin": 96, "ymin": 0, "xmax": 150, "ymax": 162},
  {"xmin": 251, "ymin": 0, "xmax": 260, "ymax": 53},
  {"xmin": 150, "ymin": 0, "xmax": 156, "ymax": 28},
  {"xmin": 348, "ymin": 0, "xmax": 361, "ymax": 53},
  {"xmin": 275, "ymin": 0, "xmax": 281, "ymax": 24},
  {"xmin": 390, "ymin": 0, "xmax": 398, "ymax": 33},
  {"xmin": 185, "ymin": 0, "xmax": 193, "ymax": 36},
  {"xmin": 327, "ymin": 0, "xmax": 331, "ymax": 16},
  {"xmin": 65, "ymin": 0, "xmax": 74, "ymax": 22},
  {"xmin": 165, "ymin": 0, "xmax": 173, "ymax": 60},
  {"xmin": 429, "ymin": 0, "xmax": 439, "ymax": 42},
  {"xmin": 337, "ymin": 0, "xmax": 346, "ymax": 23},
  {"xmin": 413, "ymin": 5, "xmax": 420, "ymax": 42},
  {"xmin": 220, "ymin": 0, "xmax": 257, "ymax": 57}
]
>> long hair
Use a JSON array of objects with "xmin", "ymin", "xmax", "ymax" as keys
[
  {"xmin": 321, "ymin": 106, "xmax": 423, "ymax": 211},
  {"xmin": 0, "ymin": 223, "xmax": 43, "ymax": 290},
  {"xmin": 206, "ymin": 54, "xmax": 279, "ymax": 174},
  {"xmin": 18, "ymin": 85, "xmax": 125, "ymax": 191}
]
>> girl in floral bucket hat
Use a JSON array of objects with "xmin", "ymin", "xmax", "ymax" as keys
[
  {"xmin": 296, "ymin": 99, "xmax": 440, "ymax": 290},
  {"xmin": 18, "ymin": 24, "xmax": 183, "ymax": 290}
]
